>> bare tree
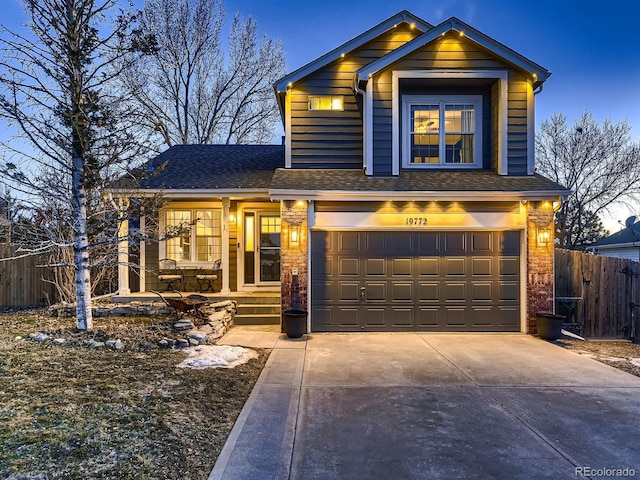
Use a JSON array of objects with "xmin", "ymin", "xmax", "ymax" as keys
[
  {"xmin": 536, "ymin": 112, "xmax": 640, "ymax": 249},
  {"xmin": 0, "ymin": 0, "xmax": 151, "ymax": 330},
  {"xmin": 122, "ymin": 0, "xmax": 286, "ymax": 146}
]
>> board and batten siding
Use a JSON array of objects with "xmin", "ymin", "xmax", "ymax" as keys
[
  {"xmin": 290, "ymin": 24, "xmax": 421, "ymax": 169},
  {"xmin": 370, "ymin": 36, "xmax": 532, "ymax": 175}
]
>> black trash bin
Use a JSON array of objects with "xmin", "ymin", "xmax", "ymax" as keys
[{"xmin": 536, "ymin": 312, "xmax": 565, "ymax": 340}]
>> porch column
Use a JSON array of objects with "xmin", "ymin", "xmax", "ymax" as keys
[
  {"xmin": 139, "ymin": 214, "xmax": 146, "ymax": 292},
  {"xmin": 281, "ymin": 200, "xmax": 308, "ymax": 312},
  {"xmin": 221, "ymin": 197, "xmax": 231, "ymax": 295},
  {"xmin": 116, "ymin": 197, "xmax": 131, "ymax": 296},
  {"xmin": 526, "ymin": 201, "xmax": 555, "ymax": 333}
]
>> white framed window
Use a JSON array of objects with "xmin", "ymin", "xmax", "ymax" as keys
[
  {"xmin": 308, "ymin": 95, "xmax": 344, "ymax": 111},
  {"xmin": 164, "ymin": 209, "xmax": 221, "ymax": 264},
  {"xmin": 402, "ymin": 95, "xmax": 482, "ymax": 168}
]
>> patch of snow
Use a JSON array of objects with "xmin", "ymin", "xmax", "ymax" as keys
[
  {"xmin": 176, "ymin": 345, "xmax": 257, "ymax": 369},
  {"xmin": 630, "ymin": 358, "xmax": 640, "ymax": 368}
]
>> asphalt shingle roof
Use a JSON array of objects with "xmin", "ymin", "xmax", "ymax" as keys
[
  {"xmin": 593, "ymin": 222, "xmax": 640, "ymax": 247},
  {"xmin": 139, "ymin": 144, "xmax": 284, "ymax": 190},
  {"xmin": 269, "ymin": 169, "xmax": 569, "ymax": 193}
]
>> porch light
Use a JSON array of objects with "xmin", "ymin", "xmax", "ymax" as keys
[
  {"xmin": 290, "ymin": 225, "xmax": 300, "ymax": 245},
  {"xmin": 229, "ymin": 213, "xmax": 236, "ymax": 224},
  {"xmin": 537, "ymin": 227, "xmax": 551, "ymax": 246}
]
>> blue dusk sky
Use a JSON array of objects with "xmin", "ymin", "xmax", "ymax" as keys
[{"xmin": 3, "ymin": 0, "xmax": 640, "ymax": 227}]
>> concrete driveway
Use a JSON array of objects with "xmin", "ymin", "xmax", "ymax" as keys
[{"xmin": 210, "ymin": 328, "xmax": 640, "ymax": 479}]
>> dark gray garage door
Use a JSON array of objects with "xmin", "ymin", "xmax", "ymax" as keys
[{"xmin": 311, "ymin": 230, "xmax": 520, "ymax": 332}]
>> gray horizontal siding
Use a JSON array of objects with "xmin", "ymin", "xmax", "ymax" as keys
[{"xmin": 290, "ymin": 24, "xmax": 420, "ymax": 169}]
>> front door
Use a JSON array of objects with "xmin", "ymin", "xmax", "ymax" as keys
[{"xmin": 242, "ymin": 210, "xmax": 281, "ymax": 287}]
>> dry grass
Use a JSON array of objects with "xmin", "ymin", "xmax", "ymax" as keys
[
  {"xmin": 0, "ymin": 309, "xmax": 268, "ymax": 480},
  {"xmin": 561, "ymin": 338, "xmax": 640, "ymax": 378}
]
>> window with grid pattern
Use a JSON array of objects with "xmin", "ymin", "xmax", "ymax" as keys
[{"xmin": 164, "ymin": 209, "xmax": 221, "ymax": 263}]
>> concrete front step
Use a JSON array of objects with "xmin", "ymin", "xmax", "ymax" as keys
[
  {"xmin": 235, "ymin": 313, "xmax": 281, "ymax": 325},
  {"xmin": 237, "ymin": 304, "xmax": 281, "ymax": 315}
]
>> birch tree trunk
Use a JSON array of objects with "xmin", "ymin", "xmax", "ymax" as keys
[{"xmin": 72, "ymin": 154, "xmax": 93, "ymax": 330}]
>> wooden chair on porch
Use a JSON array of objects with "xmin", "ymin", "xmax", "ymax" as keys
[
  {"xmin": 157, "ymin": 258, "xmax": 184, "ymax": 291},
  {"xmin": 195, "ymin": 259, "xmax": 222, "ymax": 292}
]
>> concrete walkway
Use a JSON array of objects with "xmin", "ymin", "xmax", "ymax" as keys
[{"xmin": 210, "ymin": 327, "xmax": 640, "ymax": 479}]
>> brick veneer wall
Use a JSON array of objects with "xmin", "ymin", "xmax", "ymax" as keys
[
  {"xmin": 280, "ymin": 200, "xmax": 308, "ymax": 312},
  {"xmin": 526, "ymin": 201, "xmax": 555, "ymax": 333}
]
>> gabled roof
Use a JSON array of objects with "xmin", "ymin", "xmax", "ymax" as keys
[
  {"xmin": 355, "ymin": 17, "xmax": 550, "ymax": 89},
  {"xmin": 135, "ymin": 144, "xmax": 284, "ymax": 191},
  {"xmin": 593, "ymin": 222, "xmax": 640, "ymax": 247},
  {"xmin": 274, "ymin": 10, "xmax": 432, "ymax": 92},
  {"xmin": 269, "ymin": 169, "xmax": 569, "ymax": 200}
]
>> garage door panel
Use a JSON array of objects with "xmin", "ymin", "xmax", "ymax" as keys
[
  {"xmin": 445, "ymin": 282, "xmax": 466, "ymax": 301},
  {"xmin": 444, "ymin": 307, "xmax": 466, "ymax": 326},
  {"xmin": 418, "ymin": 257, "xmax": 439, "ymax": 276},
  {"xmin": 392, "ymin": 232, "xmax": 413, "ymax": 252},
  {"xmin": 334, "ymin": 307, "xmax": 360, "ymax": 327},
  {"xmin": 497, "ymin": 307, "xmax": 520, "ymax": 329},
  {"xmin": 391, "ymin": 308, "xmax": 413, "ymax": 327},
  {"xmin": 311, "ymin": 230, "xmax": 520, "ymax": 332},
  {"xmin": 499, "ymin": 281, "xmax": 519, "ymax": 301},
  {"xmin": 364, "ymin": 307, "xmax": 386, "ymax": 327},
  {"xmin": 418, "ymin": 232, "xmax": 440, "ymax": 253},
  {"xmin": 445, "ymin": 257, "xmax": 466, "ymax": 276},
  {"xmin": 365, "ymin": 258, "xmax": 386, "ymax": 276},
  {"xmin": 312, "ymin": 255, "xmax": 332, "ymax": 277},
  {"xmin": 339, "ymin": 232, "xmax": 360, "ymax": 251},
  {"xmin": 365, "ymin": 232, "xmax": 386, "ymax": 252},
  {"xmin": 419, "ymin": 282, "xmax": 440, "ymax": 302},
  {"xmin": 499, "ymin": 257, "xmax": 519, "ymax": 276},
  {"xmin": 339, "ymin": 282, "xmax": 361, "ymax": 302},
  {"xmin": 365, "ymin": 282, "xmax": 386, "ymax": 302},
  {"xmin": 472, "ymin": 257, "xmax": 492, "ymax": 276},
  {"xmin": 471, "ymin": 232, "xmax": 493, "ymax": 252},
  {"xmin": 472, "ymin": 282, "xmax": 492, "ymax": 301},
  {"xmin": 392, "ymin": 282, "xmax": 413, "ymax": 302},
  {"xmin": 418, "ymin": 307, "xmax": 440, "ymax": 328},
  {"xmin": 444, "ymin": 232, "xmax": 466, "ymax": 253},
  {"xmin": 500, "ymin": 231, "xmax": 521, "ymax": 255},
  {"xmin": 393, "ymin": 258, "xmax": 412, "ymax": 276},
  {"xmin": 339, "ymin": 257, "xmax": 360, "ymax": 276},
  {"xmin": 312, "ymin": 281, "xmax": 333, "ymax": 302},
  {"xmin": 471, "ymin": 307, "xmax": 494, "ymax": 326}
]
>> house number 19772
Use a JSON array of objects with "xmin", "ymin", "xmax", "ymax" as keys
[{"xmin": 405, "ymin": 217, "xmax": 428, "ymax": 226}]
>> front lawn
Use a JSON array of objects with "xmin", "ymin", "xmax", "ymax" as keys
[{"xmin": 0, "ymin": 309, "xmax": 268, "ymax": 480}]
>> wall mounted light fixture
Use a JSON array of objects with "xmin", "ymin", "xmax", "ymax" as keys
[
  {"xmin": 537, "ymin": 227, "xmax": 551, "ymax": 246},
  {"xmin": 290, "ymin": 225, "xmax": 300, "ymax": 245}
]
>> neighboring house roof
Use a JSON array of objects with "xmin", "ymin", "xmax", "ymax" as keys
[
  {"xmin": 269, "ymin": 169, "xmax": 569, "ymax": 200},
  {"xmin": 592, "ymin": 222, "xmax": 640, "ymax": 248},
  {"xmin": 355, "ymin": 17, "xmax": 550, "ymax": 89},
  {"xmin": 137, "ymin": 144, "xmax": 284, "ymax": 191},
  {"xmin": 274, "ymin": 10, "xmax": 432, "ymax": 93}
]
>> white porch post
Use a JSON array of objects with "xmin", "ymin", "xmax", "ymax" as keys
[
  {"xmin": 116, "ymin": 197, "xmax": 130, "ymax": 296},
  {"xmin": 221, "ymin": 198, "xmax": 231, "ymax": 295},
  {"xmin": 139, "ymin": 214, "xmax": 146, "ymax": 292}
]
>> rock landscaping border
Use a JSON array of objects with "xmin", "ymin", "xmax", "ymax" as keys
[{"xmin": 26, "ymin": 300, "xmax": 237, "ymax": 351}]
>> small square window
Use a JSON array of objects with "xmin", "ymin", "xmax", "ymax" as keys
[{"xmin": 309, "ymin": 95, "xmax": 344, "ymax": 111}]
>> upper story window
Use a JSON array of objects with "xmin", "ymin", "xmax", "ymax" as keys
[
  {"xmin": 402, "ymin": 95, "xmax": 482, "ymax": 168},
  {"xmin": 308, "ymin": 95, "xmax": 344, "ymax": 111},
  {"xmin": 164, "ymin": 209, "xmax": 221, "ymax": 263}
]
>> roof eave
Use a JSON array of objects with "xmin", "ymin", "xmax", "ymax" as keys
[
  {"xmin": 274, "ymin": 10, "xmax": 432, "ymax": 93},
  {"xmin": 269, "ymin": 189, "xmax": 568, "ymax": 202},
  {"xmin": 355, "ymin": 17, "xmax": 550, "ymax": 85}
]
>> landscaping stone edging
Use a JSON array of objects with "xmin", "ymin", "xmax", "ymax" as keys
[{"xmin": 28, "ymin": 300, "xmax": 237, "ymax": 350}]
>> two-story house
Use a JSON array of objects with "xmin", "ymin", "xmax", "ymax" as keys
[{"xmin": 113, "ymin": 11, "xmax": 569, "ymax": 333}]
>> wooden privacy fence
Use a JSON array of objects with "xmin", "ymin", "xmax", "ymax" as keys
[
  {"xmin": 0, "ymin": 245, "xmax": 58, "ymax": 307},
  {"xmin": 555, "ymin": 248, "xmax": 640, "ymax": 339}
]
